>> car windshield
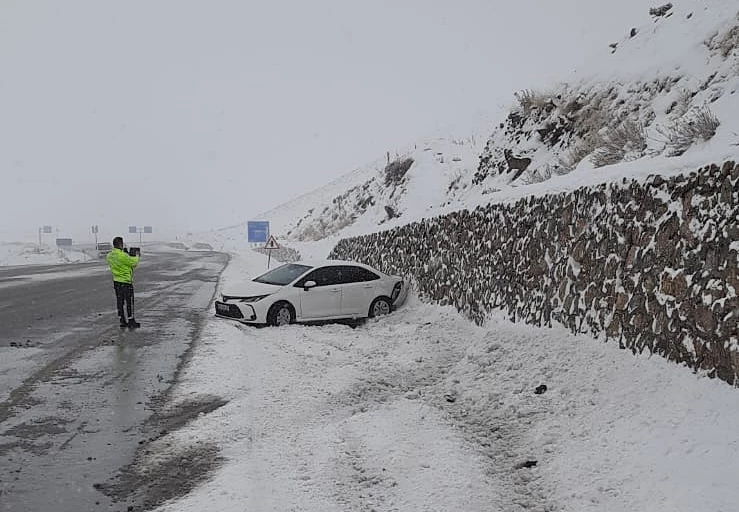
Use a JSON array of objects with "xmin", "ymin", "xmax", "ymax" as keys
[
  {"xmin": 253, "ymin": 263, "xmax": 312, "ymax": 286},
  {"xmin": 97, "ymin": 243, "xmax": 112, "ymax": 249}
]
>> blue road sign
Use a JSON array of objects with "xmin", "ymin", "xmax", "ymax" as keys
[
  {"xmin": 128, "ymin": 226, "xmax": 137, "ymax": 234},
  {"xmin": 247, "ymin": 221, "xmax": 270, "ymax": 243},
  {"xmin": 143, "ymin": 226, "xmax": 153, "ymax": 234}
]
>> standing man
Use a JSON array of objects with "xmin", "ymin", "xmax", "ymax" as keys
[{"xmin": 106, "ymin": 236, "xmax": 141, "ymax": 329}]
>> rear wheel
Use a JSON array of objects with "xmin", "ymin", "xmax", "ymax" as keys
[
  {"xmin": 267, "ymin": 302, "xmax": 295, "ymax": 327},
  {"xmin": 369, "ymin": 297, "xmax": 392, "ymax": 318}
]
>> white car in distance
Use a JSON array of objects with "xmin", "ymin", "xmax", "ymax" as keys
[{"xmin": 215, "ymin": 260, "xmax": 407, "ymax": 326}]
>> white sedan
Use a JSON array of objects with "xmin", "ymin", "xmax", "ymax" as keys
[{"xmin": 214, "ymin": 260, "xmax": 408, "ymax": 326}]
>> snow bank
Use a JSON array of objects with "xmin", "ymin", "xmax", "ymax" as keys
[
  {"xmin": 0, "ymin": 242, "xmax": 92, "ymax": 266},
  {"xmin": 152, "ymin": 250, "xmax": 739, "ymax": 511}
]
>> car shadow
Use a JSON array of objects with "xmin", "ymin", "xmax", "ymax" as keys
[{"xmin": 238, "ymin": 318, "xmax": 367, "ymax": 330}]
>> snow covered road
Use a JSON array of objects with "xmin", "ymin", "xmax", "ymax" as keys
[{"xmin": 154, "ymin": 252, "xmax": 739, "ymax": 512}]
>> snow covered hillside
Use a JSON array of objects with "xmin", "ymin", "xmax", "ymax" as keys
[{"xmin": 225, "ymin": 0, "xmax": 739, "ymax": 255}]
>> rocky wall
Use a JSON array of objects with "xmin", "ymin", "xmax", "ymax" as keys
[
  {"xmin": 331, "ymin": 161, "xmax": 739, "ymax": 385},
  {"xmin": 253, "ymin": 246, "xmax": 301, "ymax": 263}
]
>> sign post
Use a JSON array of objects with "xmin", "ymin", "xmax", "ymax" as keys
[
  {"xmin": 143, "ymin": 226, "xmax": 152, "ymax": 245},
  {"xmin": 247, "ymin": 221, "xmax": 270, "ymax": 247},
  {"xmin": 55, "ymin": 237, "xmax": 72, "ymax": 258},
  {"xmin": 128, "ymin": 225, "xmax": 153, "ymax": 244},
  {"xmin": 92, "ymin": 225, "xmax": 99, "ymax": 247},
  {"xmin": 264, "ymin": 235, "xmax": 280, "ymax": 269},
  {"xmin": 38, "ymin": 225, "xmax": 52, "ymax": 248}
]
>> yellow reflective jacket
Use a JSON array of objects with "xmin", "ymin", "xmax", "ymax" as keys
[{"xmin": 106, "ymin": 248, "xmax": 139, "ymax": 284}]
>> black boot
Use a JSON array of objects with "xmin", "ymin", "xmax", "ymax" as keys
[
  {"xmin": 128, "ymin": 318, "xmax": 141, "ymax": 329},
  {"xmin": 120, "ymin": 317, "xmax": 128, "ymax": 328}
]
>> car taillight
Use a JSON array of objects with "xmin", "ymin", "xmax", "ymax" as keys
[{"xmin": 391, "ymin": 281, "xmax": 403, "ymax": 301}]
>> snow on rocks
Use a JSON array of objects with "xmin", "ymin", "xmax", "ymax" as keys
[{"xmin": 332, "ymin": 161, "xmax": 739, "ymax": 385}]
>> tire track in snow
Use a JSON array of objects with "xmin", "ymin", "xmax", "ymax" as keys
[
  {"xmin": 309, "ymin": 307, "xmax": 558, "ymax": 511},
  {"xmin": 157, "ymin": 303, "xmax": 557, "ymax": 511}
]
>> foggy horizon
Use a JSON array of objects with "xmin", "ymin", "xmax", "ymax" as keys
[{"xmin": 1, "ymin": 0, "xmax": 651, "ymax": 243}]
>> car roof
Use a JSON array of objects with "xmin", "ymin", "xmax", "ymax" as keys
[{"xmin": 296, "ymin": 259, "xmax": 374, "ymax": 269}]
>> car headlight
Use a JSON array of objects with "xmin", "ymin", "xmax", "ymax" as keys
[{"xmin": 239, "ymin": 295, "xmax": 270, "ymax": 303}]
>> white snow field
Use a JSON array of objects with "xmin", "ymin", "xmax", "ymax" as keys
[
  {"xmin": 0, "ymin": 242, "xmax": 92, "ymax": 266},
  {"xmin": 151, "ymin": 249, "xmax": 739, "ymax": 512}
]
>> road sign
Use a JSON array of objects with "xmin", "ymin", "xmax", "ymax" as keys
[
  {"xmin": 91, "ymin": 225, "xmax": 99, "ymax": 234},
  {"xmin": 264, "ymin": 235, "xmax": 280, "ymax": 250},
  {"xmin": 143, "ymin": 226, "xmax": 153, "ymax": 234},
  {"xmin": 264, "ymin": 235, "xmax": 280, "ymax": 269},
  {"xmin": 43, "ymin": 225, "xmax": 53, "ymax": 234},
  {"xmin": 55, "ymin": 238, "xmax": 73, "ymax": 247},
  {"xmin": 247, "ymin": 221, "xmax": 270, "ymax": 243},
  {"xmin": 129, "ymin": 226, "xmax": 137, "ymax": 234}
]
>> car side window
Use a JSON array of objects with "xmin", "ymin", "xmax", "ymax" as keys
[
  {"xmin": 336, "ymin": 266, "xmax": 377, "ymax": 284},
  {"xmin": 352, "ymin": 266, "xmax": 380, "ymax": 282},
  {"xmin": 335, "ymin": 266, "xmax": 357, "ymax": 284},
  {"xmin": 320, "ymin": 267, "xmax": 344, "ymax": 286},
  {"xmin": 296, "ymin": 267, "xmax": 343, "ymax": 287},
  {"xmin": 295, "ymin": 269, "xmax": 321, "ymax": 287}
]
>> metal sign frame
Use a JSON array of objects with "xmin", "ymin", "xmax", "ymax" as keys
[
  {"xmin": 247, "ymin": 221, "xmax": 270, "ymax": 244},
  {"xmin": 264, "ymin": 235, "xmax": 280, "ymax": 250},
  {"xmin": 263, "ymin": 235, "xmax": 280, "ymax": 269}
]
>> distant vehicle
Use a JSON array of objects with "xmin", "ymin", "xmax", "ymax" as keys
[
  {"xmin": 96, "ymin": 242, "xmax": 113, "ymax": 259},
  {"xmin": 215, "ymin": 260, "xmax": 408, "ymax": 326}
]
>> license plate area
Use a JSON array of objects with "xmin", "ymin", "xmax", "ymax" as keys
[{"xmin": 215, "ymin": 301, "xmax": 243, "ymax": 318}]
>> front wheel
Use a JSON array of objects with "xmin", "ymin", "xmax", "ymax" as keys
[
  {"xmin": 369, "ymin": 297, "xmax": 392, "ymax": 318},
  {"xmin": 267, "ymin": 302, "xmax": 295, "ymax": 327}
]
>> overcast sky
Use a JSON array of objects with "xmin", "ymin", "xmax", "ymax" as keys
[{"xmin": 0, "ymin": 0, "xmax": 651, "ymax": 243}]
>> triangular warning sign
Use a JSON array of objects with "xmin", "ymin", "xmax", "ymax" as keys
[{"xmin": 264, "ymin": 235, "xmax": 280, "ymax": 250}]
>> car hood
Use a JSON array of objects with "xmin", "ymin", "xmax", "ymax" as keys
[{"xmin": 222, "ymin": 280, "xmax": 282, "ymax": 299}]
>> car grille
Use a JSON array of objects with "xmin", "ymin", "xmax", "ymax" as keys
[{"xmin": 215, "ymin": 301, "xmax": 244, "ymax": 319}]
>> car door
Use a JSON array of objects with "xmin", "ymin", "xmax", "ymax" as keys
[
  {"xmin": 339, "ymin": 266, "xmax": 380, "ymax": 317},
  {"xmin": 296, "ymin": 266, "xmax": 343, "ymax": 319}
]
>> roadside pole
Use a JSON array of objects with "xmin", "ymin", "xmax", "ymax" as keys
[
  {"xmin": 91, "ymin": 225, "xmax": 100, "ymax": 262},
  {"xmin": 38, "ymin": 225, "xmax": 52, "ymax": 250},
  {"xmin": 128, "ymin": 225, "xmax": 153, "ymax": 246},
  {"xmin": 264, "ymin": 235, "xmax": 280, "ymax": 270}
]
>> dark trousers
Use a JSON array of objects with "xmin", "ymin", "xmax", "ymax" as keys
[{"xmin": 113, "ymin": 281, "xmax": 134, "ymax": 320}]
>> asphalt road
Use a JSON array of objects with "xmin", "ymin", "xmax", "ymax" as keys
[{"xmin": 0, "ymin": 249, "xmax": 229, "ymax": 512}]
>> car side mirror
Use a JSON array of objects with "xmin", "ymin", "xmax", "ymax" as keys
[{"xmin": 303, "ymin": 280, "xmax": 317, "ymax": 291}]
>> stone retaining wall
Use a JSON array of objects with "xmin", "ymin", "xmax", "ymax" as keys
[
  {"xmin": 330, "ymin": 161, "xmax": 739, "ymax": 385},
  {"xmin": 253, "ymin": 246, "xmax": 301, "ymax": 263}
]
